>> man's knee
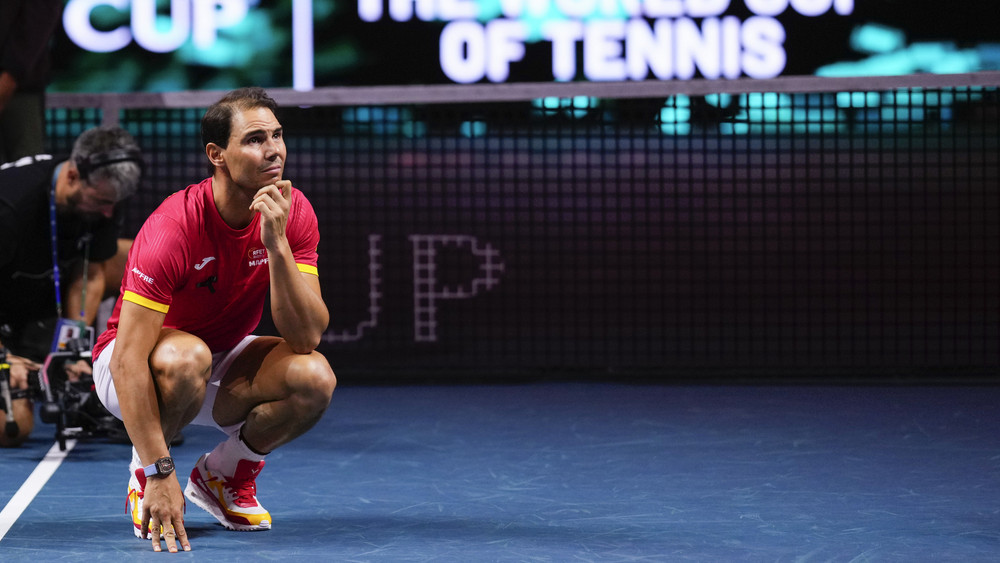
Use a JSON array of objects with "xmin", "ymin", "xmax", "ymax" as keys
[
  {"xmin": 150, "ymin": 333, "xmax": 213, "ymax": 392},
  {"xmin": 0, "ymin": 401, "xmax": 35, "ymax": 448},
  {"xmin": 286, "ymin": 352, "xmax": 336, "ymax": 411}
]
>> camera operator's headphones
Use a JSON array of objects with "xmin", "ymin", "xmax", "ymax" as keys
[{"xmin": 75, "ymin": 148, "xmax": 145, "ymax": 181}]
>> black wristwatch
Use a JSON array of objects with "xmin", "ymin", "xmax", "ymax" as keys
[{"xmin": 142, "ymin": 456, "xmax": 175, "ymax": 479}]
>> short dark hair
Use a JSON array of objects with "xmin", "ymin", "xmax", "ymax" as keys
[
  {"xmin": 201, "ymin": 87, "xmax": 279, "ymax": 149},
  {"xmin": 71, "ymin": 126, "xmax": 143, "ymax": 201}
]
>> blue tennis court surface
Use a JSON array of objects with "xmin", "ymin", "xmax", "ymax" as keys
[{"xmin": 3, "ymin": 382, "xmax": 1000, "ymax": 561}]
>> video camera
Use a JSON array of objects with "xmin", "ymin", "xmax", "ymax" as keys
[{"xmin": 0, "ymin": 320, "xmax": 127, "ymax": 451}]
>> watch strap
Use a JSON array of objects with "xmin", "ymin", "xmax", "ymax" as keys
[{"xmin": 142, "ymin": 456, "xmax": 174, "ymax": 478}]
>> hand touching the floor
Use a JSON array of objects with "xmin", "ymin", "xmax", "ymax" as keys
[{"xmin": 141, "ymin": 476, "xmax": 191, "ymax": 552}]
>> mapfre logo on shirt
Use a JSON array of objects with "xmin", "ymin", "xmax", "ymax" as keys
[
  {"xmin": 131, "ymin": 267, "xmax": 154, "ymax": 284},
  {"xmin": 248, "ymin": 248, "xmax": 268, "ymax": 268}
]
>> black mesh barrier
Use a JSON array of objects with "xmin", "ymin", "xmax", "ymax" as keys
[{"xmin": 45, "ymin": 81, "xmax": 1000, "ymax": 382}]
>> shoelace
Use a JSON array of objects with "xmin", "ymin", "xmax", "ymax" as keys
[
  {"xmin": 127, "ymin": 489, "xmax": 141, "ymax": 514},
  {"xmin": 225, "ymin": 478, "xmax": 259, "ymax": 507}
]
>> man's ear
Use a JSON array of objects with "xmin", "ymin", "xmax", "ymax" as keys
[
  {"xmin": 59, "ymin": 161, "xmax": 84, "ymax": 202},
  {"xmin": 206, "ymin": 143, "xmax": 226, "ymax": 169},
  {"xmin": 65, "ymin": 160, "xmax": 80, "ymax": 182}
]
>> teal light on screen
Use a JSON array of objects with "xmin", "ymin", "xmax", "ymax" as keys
[
  {"xmin": 659, "ymin": 96, "xmax": 691, "ymax": 135},
  {"xmin": 531, "ymin": 96, "xmax": 598, "ymax": 119},
  {"xmin": 850, "ymin": 23, "xmax": 906, "ymax": 54}
]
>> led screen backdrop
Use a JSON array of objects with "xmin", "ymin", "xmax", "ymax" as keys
[
  {"xmin": 43, "ymin": 79, "xmax": 1000, "ymax": 381},
  {"xmin": 50, "ymin": 0, "xmax": 1000, "ymax": 92}
]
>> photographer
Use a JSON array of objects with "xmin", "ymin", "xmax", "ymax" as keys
[{"xmin": 0, "ymin": 126, "xmax": 142, "ymax": 447}]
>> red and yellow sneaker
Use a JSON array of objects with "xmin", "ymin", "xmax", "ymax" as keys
[
  {"xmin": 127, "ymin": 466, "xmax": 145, "ymax": 538},
  {"xmin": 183, "ymin": 453, "xmax": 271, "ymax": 531}
]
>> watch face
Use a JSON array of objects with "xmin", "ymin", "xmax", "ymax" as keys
[{"xmin": 156, "ymin": 457, "xmax": 175, "ymax": 474}]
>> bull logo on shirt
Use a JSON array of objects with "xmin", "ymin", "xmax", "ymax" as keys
[{"xmin": 196, "ymin": 276, "xmax": 217, "ymax": 293}]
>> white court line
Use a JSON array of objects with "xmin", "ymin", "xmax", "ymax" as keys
[{"xmin": 0, "ymin": 440, "xmax": 76, "ymax": 542}]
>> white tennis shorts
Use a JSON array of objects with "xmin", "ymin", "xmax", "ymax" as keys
[{"xmin": 92, "ymin": 335, "xmax": 257, "ymax": 435}]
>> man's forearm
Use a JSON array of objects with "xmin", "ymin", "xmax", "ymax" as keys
[
  {"xmin": 112, "ymin": 351, "xmax": 170, "ymax": 466},
  {"xmin": 65, "ymin": 262, "xmax": 107, "ymax": 324},
  {"xmin": 111, "ymin": 301, "xmax": 171, "ymax": 466},
  {"xmin": 268, "ymin": 244, "xmax": 328, "ymax": 353}
]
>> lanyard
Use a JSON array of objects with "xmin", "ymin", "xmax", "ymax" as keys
[
  {"xmin": 49, "ymin": 164, "xmax": 91, "ymax": 321},
  {"xmin": 49, "ymin": 166, "xmax": 63, "ymax": 319}
]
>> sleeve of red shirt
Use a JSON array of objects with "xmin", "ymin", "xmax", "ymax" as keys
[
  {"xmin": 289, "ymin": 188, "xmax": 320, "ymax": 275},
  {"xmin": 120, "ymin": 212, "xmax": 189, "ymax": 312}
]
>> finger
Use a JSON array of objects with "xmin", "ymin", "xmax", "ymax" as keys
[
  {"xmin": 163, "ymin": 525, "xmax": 179, "ymax": 554},
  {"xmin": 251, "ymin": 191, "xmax": 280, "ymax": 209},
  {"xmin": 174, "ymin": 521, "xmax": 192, "ymax": 552},
  {"xmin": 257, "ymin": 182, "xmax": 291, "ymax": 204},
  {"xmin": 256, "ymin": 183, "xmax": 281, "ymax": 198},
  {"xmin": 250, "ymin": 186, "xmax": 281, "ymax": 212},
  {"xmin": 276, "ymin": 179, "xmax": 291, "ymax": 199},
  {"xmin": 252, "ymin": 195, "xmax": 285, "ymax": 219},
  {"xmin": 149, "ymin": 520, "xmax": 162, "ymax": 552},
  {"xmin": 251, "ymin": 200, "xmax": 280, "ymax": 222}
]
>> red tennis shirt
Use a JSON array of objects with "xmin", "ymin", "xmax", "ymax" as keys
[{"xmin": 94, "ymin": 177, "xmax": 320, "ymax": 358}]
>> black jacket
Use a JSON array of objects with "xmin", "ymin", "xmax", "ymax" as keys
[{"xmin": 0, "ymin": 156, "xmax": 120, "ymax": 356}]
